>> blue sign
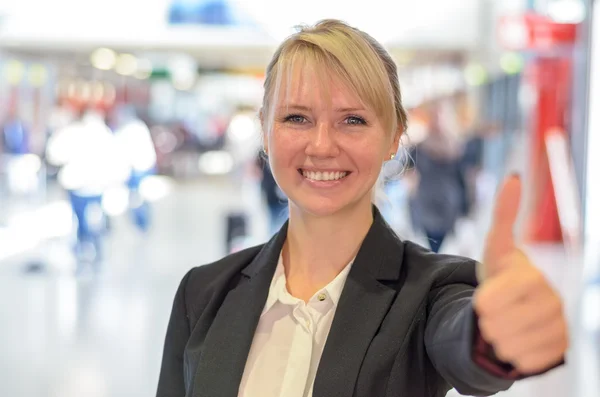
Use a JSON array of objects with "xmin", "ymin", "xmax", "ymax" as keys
[{"xmin": 168, "ymin": 0, "xmax": 254, "ymax": 26}]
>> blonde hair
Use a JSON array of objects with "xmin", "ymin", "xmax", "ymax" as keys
[{"xmin": 261, "ymin": 19, "xmax": 408, "ymax": 140}]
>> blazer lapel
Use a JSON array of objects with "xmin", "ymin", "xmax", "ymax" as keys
[
  {"xmin": 191, "ymin": 226, "xmax": 287, "ymax": 397},
  {"xmin": 313, "ymin": 208, "xmax": 405, "ymax": 397}
]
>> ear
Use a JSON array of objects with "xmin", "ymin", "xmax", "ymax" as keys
[{"xmin": 389, "ymin": 128, "xmax": 402, "ymax": 157}]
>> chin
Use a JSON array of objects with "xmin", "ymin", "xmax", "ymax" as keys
[
  {"xmin": 287, "ymin": 197, "xmax": 337, "ymax": 217},
  {"xmin": 290, "ymin": 196, "xmax": 365, "ymax": 218}
]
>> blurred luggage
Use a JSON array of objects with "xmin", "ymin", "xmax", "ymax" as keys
[{"xmin": 225, "ymin": 211, "xmax": 248, "ymax": 254}]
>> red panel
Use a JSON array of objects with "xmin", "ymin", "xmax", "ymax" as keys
[
  {"xmin": 498, "ymin": 13, "xmax": 578, "ymax": 50},
  {"xmin": 523, "ymin": 57, "xmax": 572, "ymax": 242}
]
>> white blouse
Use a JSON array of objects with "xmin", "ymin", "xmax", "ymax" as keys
[{"xmin": 238, "ymin": 255, "xmax": 354, "ymax": 397}]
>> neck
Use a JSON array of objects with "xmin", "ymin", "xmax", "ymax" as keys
[{"xmin": 282, "ymin": 199, "xmax": 374, "ymax": 297}]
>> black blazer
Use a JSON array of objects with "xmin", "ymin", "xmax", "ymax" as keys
[{"xmin": 157, "ymin": 208, "xmax": 515, "ymax": 397}]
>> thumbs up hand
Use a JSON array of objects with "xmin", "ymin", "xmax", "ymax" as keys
[{"xmin": 473, "ymin": 175, "xmax": 569, "ymax": 374}]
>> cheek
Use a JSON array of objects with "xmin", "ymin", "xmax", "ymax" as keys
[
  {"xmin": 363, "ymin": 158, "xmax": 384, "ymax": 181},
  {"xmin": 269, "ymin": 130, "xmax": 304, "ymax": 159},
  {"xmin": 267, "ymin": 133, "xmax": 299, "ymax": 174},
  {"xmin": 348, "ymin": 143, "xmax": 385, "ymax": 172},
  {"xmin": 355, "ymin": 151, "xmax": 387, "ymax": 186}
]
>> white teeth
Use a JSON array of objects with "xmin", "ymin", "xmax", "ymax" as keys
[{"xmin": 302, "ymin": 170, "xmax": 348, "ymax": 181}]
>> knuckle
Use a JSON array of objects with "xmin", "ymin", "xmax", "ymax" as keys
[
  {"xmin": 514, "ymin": 355, "xmax": 541, "ymax": 373},
  {"xmin": 515, "ymin": 360, "xmax": 536, "ymax": 373}
]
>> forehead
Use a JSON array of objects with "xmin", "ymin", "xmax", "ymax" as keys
[{"xmin": 276, "ymin": 61, "xmax": 365, "ymax": 110}]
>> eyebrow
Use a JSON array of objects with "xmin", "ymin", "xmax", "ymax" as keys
[{"xmin": 278, "ymin": 104, "xmax": 366, "ymax": 113}]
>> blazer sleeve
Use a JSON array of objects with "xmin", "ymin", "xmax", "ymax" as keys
[
  {"xmin": 156, "ymin": 269, "xmax": 194, "ymax": 397},
  {"xmin": 424, "ymin": 260, "xmax": 515, "ymax": 396}
]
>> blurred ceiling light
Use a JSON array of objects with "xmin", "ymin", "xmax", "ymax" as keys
[
  {"xmin": 464, "ymin": 63, "xmax": 488, "ymax": 86},
  {"xmin": 90, "ymin": 48, "xmax": 117, "ymax": 71},
  {"xmin": 228, "ymin": 114, "xmax": 257, "ymax": 142},
  {"xmin": 134, "ymin": 58, "xmax": 153, "ymax": 80},
  {"xmin": 498, "ymin": 18, "xmax": 529, "ymax": 50},
  {"xmin": 115, "ymin": 53, "xmax": 138, "ymax": 76},
  {"xmin": 198, "ymin": 151, "xmax": 234, "ymax": 175},
  {"xmin": 167, "ymin": 55, "xmax": 197, "ymax": 75},
  {"xmin": 547, "ymin": 0, "xmax": 586, "ymax": 24},
  {"xmin": 172, "ymin": 75, "xmax": 196, "ymax": 91},
  {"xmin": 500, "ymin": 52, "xmax": 524, "ymax": 75},
  {"xmin": 3, "ymin": 59, "xmax": 24, "ymax": 85},
  {"xmin": 27, "ymin": 64, "xmax": 48, "ymax": 87},
  {"xmin": 168, "ymin": 55, "xmax": 197, "ymax": 90}
]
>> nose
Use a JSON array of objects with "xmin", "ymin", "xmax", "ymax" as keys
[{"xmin": 305, "ymin": 122, "xmax": 340, "ymax": 158}]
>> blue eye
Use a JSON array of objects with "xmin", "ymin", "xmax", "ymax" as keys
[
  {"xmin": 345, "ymin": 116, "xmax": 367, "ymax": 125},
  {"xmin": 283, "ymin": 114, "xmax": 307, "ymax": 124}
]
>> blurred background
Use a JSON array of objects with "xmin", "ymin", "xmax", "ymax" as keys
[{"xmin": 0, "ymin": 0, "xmax": 598, "ymax": 396}]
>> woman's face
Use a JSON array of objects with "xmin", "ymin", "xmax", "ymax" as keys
[{"xmin": 264, "ymin": 66, "xmax": 399, "ymax": 218}]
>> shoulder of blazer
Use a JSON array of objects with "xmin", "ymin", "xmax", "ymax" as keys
[
  {"xmin": 181, "ymin": 244, "xmax": 266, "ymax": 321},
  {"xmin": 401, "ymin": 240, "xmax": 479, "ymax": 290}
]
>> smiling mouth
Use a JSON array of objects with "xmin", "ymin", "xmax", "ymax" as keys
[{"xmin": 298, "ymin": 169, "xmax": 350, "ymax": 181}]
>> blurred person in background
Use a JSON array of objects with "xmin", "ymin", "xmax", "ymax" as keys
[
  {"xmin": 1, "ymin": 108, "xmax": 30, "ymax": 156},
  {"xmin": 406, "ymin": 102, "xmax": 466, "ymax": 253},
  {"xmin": 222, "ymin": 106, "xmax": 265, "ymax": 252},
  {"xmin": 459, "ymin": 120, "xmax": 501, "ymax": 216},
  {"xmin": 112, "ymin": 105, "xmax": 158, "ymax": 232},
  {"xmin": 379, "ymin": 108, "xmax": 428, "ymax": 236},
  {"xmin": 45, "ymin": 99, "xmax": 77, "ymax": 177},
  {"xmin": 1, "ymin": 106, "xmax": 39, "ymax": 196},
  {"xmin": 255, "ymin": 150, "xmax": 288, "ymax": 235},
  {"xmin": 46, "ymin": 107, "xmax": 130, "ymax": 271},
  {"xmin": 47, "ymin": 99, "xmax": 77, "ymax": 134},
  {"xmin": 157, "ymin": 20, "xmax": 567, "ymax": 397}
]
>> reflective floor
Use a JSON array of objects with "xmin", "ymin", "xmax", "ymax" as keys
[{"xmin": 0, "ymin": 177, "xmax": 597, "ymax": 397}]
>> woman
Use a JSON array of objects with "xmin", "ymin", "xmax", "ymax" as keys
[{"xmin": 157, "ymin": 20, "xmax": 568, "ymax": 397}]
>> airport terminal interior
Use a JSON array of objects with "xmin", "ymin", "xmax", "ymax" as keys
[{"xmin": 0, "ymin": 0, "xmax": 599, "ymax": 396}]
